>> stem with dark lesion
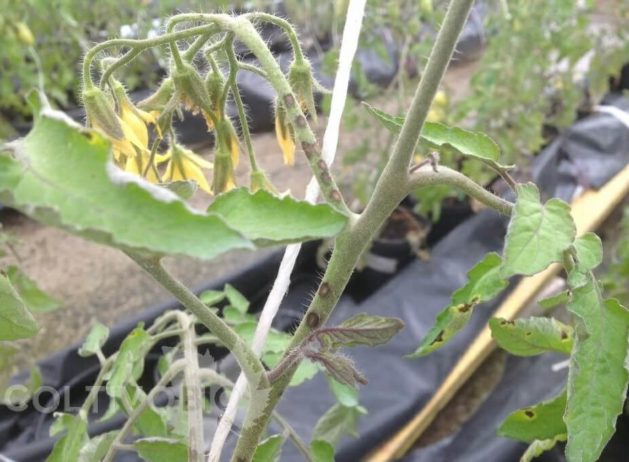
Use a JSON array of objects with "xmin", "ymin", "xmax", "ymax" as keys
[{"xmin": 229, "ymin": 1, "xmax": 493, "ymax": 460}]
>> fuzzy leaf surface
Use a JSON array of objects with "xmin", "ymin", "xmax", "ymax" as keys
[
  {"xmin": 0, "ymin": 273, "xmax": 38, "ymax": 340},
  {"xmin": 0, "ymin": 111, "xmax": 346, "ymax": 260},
  {"xmin": 501, "ymin": 183, "xmax": 575, "ymax": 277},
  {"xmin": 315, "ymin": 313, "xmax": 404, "ymax": 350},
  {"xmin": 565, "ymin": 278, "xmax": 629, "ymax": 462},
  {"xmin": 363, "ymin": 102, "xmax": 503, "ymax": 164},
  {"xmin": 489, "ymin": 317, "xmax": 573, "ymax": 356}
]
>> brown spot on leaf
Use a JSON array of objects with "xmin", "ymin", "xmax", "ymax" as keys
[
  {"xmin": 560, "ymin": 330, "xmax": 569, "ymax": 340},
  {"xmin": 458, "ymin": 303, "xmax": 471, "ymax": 313},
  {"xmin": 524, "ymin": 410, "xmax": 535, "ymax": 418},
  {"xmin": 431, "ymin": 330, "xmax": 445, "ymax": 345},
  {"xmin": 500, "ymin": 319, "xmax": 515, "ymax": 326}
]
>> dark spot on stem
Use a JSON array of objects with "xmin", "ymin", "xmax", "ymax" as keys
[
  {"xmin": 283, "ymin": 94, "xmax": 296, "ymax": 107},
  {"xmin": 319, "ymin": 282, "xmax": 331, "ymax": 297},
  {"xmin": 302, "ymin": 141, "xmax": 318, "ymax": 159},
  {"xmin": 318, "ymin": 159, "xmax": 327, "ymax": 171},
  {"xmin": 306, "ymin": 312, "xmax": 320, "ymax": 329},
  {"xmin": 295, "ymin": 115, "xmax": 307, "ymax": 127},
  {"xmin": 321, "ymin": 171, "xmax": 332, "ymax": 184},
  {"xmin": 331, "ymin": 190, "xmax": 342, "ymax": 202}
]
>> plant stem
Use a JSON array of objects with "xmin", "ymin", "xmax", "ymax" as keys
[
  {"xmin": 126, "ymin": 252, "xmax": 269, "ymax": 390},
  {"xmin": 181, "ymin": 313, "xmax": 205, "ymax": 462},
  {"xmin": 229, "ymin": 1, "xmax": 477, "ymax": 459},
  {"xmin": 102, "ymin": 360, "xmax": 186, "ymax": 462},
  {"xmin": 407, "ymin": 166, "xmax": 513, "ymax": 216},
  {"xmin": 243, "ymin": 12, "xmax": 305, "ymax": 62}
]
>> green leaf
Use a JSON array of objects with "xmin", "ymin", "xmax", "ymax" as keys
[
  {"xmin": 78, "ymin": 431, "xmax": 118, "ymax": 462},
  {"xmin": 312, "ymin": 403, "xmax": 367, "ymax": 445},
  {"xmin": 315, "ymin": 313, "xmax": 404, "ymax": 350},
  {"xmin": 134, "ymin": 437, "xmax": 188, "ymax": 462},
  {"xmin": 0, "ymin": 111, "xmax": 347, "ymax": 260},
  {"xmin": 46, "ymin": 414, "xmax": 88, "ymax": 462},
  {"xmin": 538, "ymin": 290, "xmax": 571, "ymax": 310},
  {"xmin": 327, "ymin": 376, "xmax": 360, "ymax": 407},
  {"xmin": 122, "ymin": 383, "xmax": 169, "ymax": 437},
  {"xmin": 363, "ymin": 102, "xmax": 503, "ymax": 164},
  {"xmin": 498, "ymin": 392, "xmax": 567, "ymax": 442},
  {"xmin": 310, "ymin": 440, "xmax": 335, "ymax": 462},
  {"xmin": 0, "ymin": 273, "xmax": 38, "ymax": 340},
  {"xmin": 78, "ymin": 322, "xmax": 109, "ymax": 357},
  {"xmin": 501, "ymin": 183, "xmax": 576, "ymax": 277},
  {"xmin": 572, "ymin": 232, "xmax": 603, "ymax": 272},
  {"xmin": 489, "ymin": 317, "xmax": 573, "ymax": 356},
  {"xmin": 106, "ymin": 325, "xmax": 151, "ymax": 398},
  {"xmin": 252, "ymin": 434, "xmax": 284, "ymax": 462},
  {"xmin": 410, "ymin": 252, "xmax": 507, "ymax": 357},
  {"xmin": 564, "ymin": 279, "xmax": 629, "ymax": 462},
  {"xmin": 567, "ymin": 232, "xmax": 604, "ymax": 289},
  {"xmin": 521, "ymin": 434, "xmax": 567, "ymax": 462},
  {"xmin": 207, "ymin": 188, "xmax": 347, "ymax": 245},
  {"xmin": 199, "ymin": 290, "xmax": 225, "ymax": 306},
  {"xmin": 6, "ymin": 266, "xmax": 60, "ymax": 313},
  {"xmin": 362, "ymin": 102, "xmax": 405, "ymax": 132},
  {"xmin": 224, "ymin": 283, "xmax": 250, "ymax": 314},
  {"xmin": 305, "ymin": 351, "xmax": 367, "ymax": 388}
]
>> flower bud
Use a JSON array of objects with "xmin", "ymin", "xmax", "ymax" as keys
[
  {"xmin": 205, "ymin": 70, "xmax": 225, "ymax": 117},
  {"xmin": 212, "ymin": 147, "xmax": 236, "ymax": 195},
  {"xmin": 250, "ymin": 169, "xmax": 276, "ymax": 193},
  {"xmin": 288, "ymin": 60, "xmax": 317, "ymax": 119},
  {"xmin": 14, "ymin": 22, "xmax": 35, "ymax": 46},
  {"xmin": 172, "ymin": 62, "xmax": 211, "ymax": 114},
  {"xmin": 138, "ymin": 77, "xmax": 176, "ymax": 112},
  {"xmin": 82, "ymin": 87, "xmax": 124, "ymax": 139}
]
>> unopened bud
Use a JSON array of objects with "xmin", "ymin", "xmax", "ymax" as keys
[
  {"xmin": 205, "ymin": 70, "xmax": 225, "ymax": 116},
  {"xmin": 138, "ymin": 77, "xmax": 176, "ymax": 112},
  {"xmin": 172, "ymin": 62, "xmax": 211, "ymax": 114},
  {"xmin": 82, "ymin": 87, "xmax": 123, "ymax": 139},
  {"xmin": 212, "ymin": 147, "xmax": 236, "ymax": 195},
  {"xmin": 288, "ymin": 60, "xmax": 317, "ymax": 119},
  {"xmin": 250, "ymin": 169, "xmax": 276, "ymax": 193},
  {"xmin": 14, "ymin": 22, "xmax": 35, "ymax": 46}
]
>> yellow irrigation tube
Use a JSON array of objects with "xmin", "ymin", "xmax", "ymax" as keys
[{"xmin": 367, "ymin": 162, "xmax": 629, "ymax": 462}]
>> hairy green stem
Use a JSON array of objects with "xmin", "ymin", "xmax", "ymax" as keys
[
  {"xmin": 126, "ymin": 252, "xmax": 269, "ymax": 390},
  {"xmin": 181, "ymin": 313, "xmax": 205, "ymax": 462},
  {"xmin": 408, "ymin": 166, "xmax": 513, "ymax": 215},
  {"xmin": 243, "ymin": 12, "xmax": 305, "ymax": 62},
  {"xmin": 230, "ymin": 1, "xmax": 477, "ymax": 459}
]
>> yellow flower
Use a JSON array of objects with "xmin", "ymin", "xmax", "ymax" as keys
[
  {"xmin": 274, "ymin": 104, "xmax": 295, "ymax": 166},
  {"xmin": 158, "ymin": 145, "xmax": 213, "ymax": 194}
]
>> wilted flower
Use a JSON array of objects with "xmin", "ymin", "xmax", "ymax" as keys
[
  {"xmin": 274, "ymin": 103, "xmax": 296, "ymax": 166},
  {"xmin": 157, "ymin": 144, "xmax": 213, "ymax": 194},
  {"xmin": 288, "ymin": 60, "xmax": 317, "ymax": 118}
]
